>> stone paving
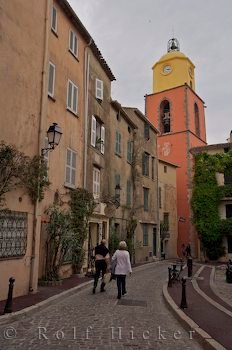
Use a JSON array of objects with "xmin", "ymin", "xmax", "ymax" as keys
[
  {"xmin": 214, "ymin": 265, "xmax": 232, "ymax": 306},
  {"xmin": 0, "ymin": 261, "xmax": 203, "ymax": 349}
]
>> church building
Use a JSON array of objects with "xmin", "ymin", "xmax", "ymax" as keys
[{"xmin": 145, "ymin": 38, "xmax": 207, "ymax": 256}]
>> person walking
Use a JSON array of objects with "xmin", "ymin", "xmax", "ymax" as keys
[
  {"xmin": 111, "ymin": 241, "xmax": 132, "ymax": 299},
  {"xmin": 92, "ymin": 239, "xmax": 109, "ymax": 294},
  {"xmin": 185, "ymin": 243, "xmax": 192, "ymax": 258}
]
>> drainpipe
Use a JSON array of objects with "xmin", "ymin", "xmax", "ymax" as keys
[
  {"xmin": 83, "ymin": 39, "xmax": 92, "ymax": 189},
  {"xmin": 29, "ymin": 0, "xmax": 50, "ymax": 292},
  {"xmin": 155, "ymin": 137, "xmax": 161, "ymax": 259}
]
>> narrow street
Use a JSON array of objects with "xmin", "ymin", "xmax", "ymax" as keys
[{"xmin": 0, "ymin": 261, "xmax": 203, "ymax": 349}]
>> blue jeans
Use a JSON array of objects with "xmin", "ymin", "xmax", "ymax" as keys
[{"xmin": 116, "ymin": 275, "xmax": 126, "ymax": 298}]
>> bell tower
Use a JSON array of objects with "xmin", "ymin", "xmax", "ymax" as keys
[
  {"xmin": 153, "ymin": 38, "xmax": 195, "ymax": 93},
  {"xmin": 146, "ymin": 38, "xmax": 207, "ymax": 257}
]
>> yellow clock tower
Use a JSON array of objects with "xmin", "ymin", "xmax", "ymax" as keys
[{"xmin": 152, "ymin": 38, "xmax": 195, "ymax": 93}]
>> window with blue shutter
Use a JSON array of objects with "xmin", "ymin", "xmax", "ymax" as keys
[
  {"xmin": 143, "ymin": 224, "xmax": 148, "ymax": 246},
  {"xmin": 144, "ymin": 123, "xmax": 150, "ymax": 140},
  {"xmin": 115, "ymin": 131, "xmax": 121, "ymax": 155},
  {"xmin": 143, "ymin": 187, "xmax": 149, "ymax": 211},
  {"xmin": 127, "ymin": 141, "xmax": 133, "ymax": 163},
  {"xmin": 142, "ymin": 152, "xmax": 149, "ymax": 176}
]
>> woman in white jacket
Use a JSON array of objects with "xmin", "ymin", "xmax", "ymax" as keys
[{"xmin": 112, "ymin": 241, "xmax": 132, "ymax": 299}]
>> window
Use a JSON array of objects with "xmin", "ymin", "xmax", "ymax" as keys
[
  {"xmin": 224, "ymin": 168, "xmax": 232, "ymax": 185},
  {"xmin": 115, "ymin": 131, "xmax": 121, "ymax": 155},
  {"xmin": 164, "ymin": 165, "xmax": 167, "ymax": 173},
  {"xmin": 69, "ymin": 30, "xmax": 78, "ymax": 57},
  {"xmin": 51, "ymin": 6, "xmax": 57, "ymax": 33},
  {"xmin": 142, "ymin": 152, "xmax": 149, "ymax": 176},
  {"xmin": 67, "ymin": 80, "xmax": 78, "ymax": 114},
  {"xmin": 96, "ymin": 79, "xmax": 103, "ymax": 100},
  {"xmin": 143, "ymin": 187, "xmax": 149, "ymax": 211},
  {"xmin": 194, "ymin": 103, "xmax": 200, "ymax": 137},
  {"xmin": 0, "ymin": 211, "xmax": 27, "ymax": 258},
  {"xmin": 93, "ymin": 167, "xmax": 100, "ymax": 199},
  {"xmin": 160, "ymin": 100, "xmax": 171, "ymax": 133},
  {"xmin": 163, "ymin": 212, "xmax": 169, "ymax": 232},
  {"xmin": 126, "ymin": 180, "xmax": 132, "ymax": 206},
  {"xmin": 152, "ymin": 157, "xmax": 155, "ymax": 180},
  {"xmin": 48, "ymin": 62, "xmax": 55, "ymax": 97},
  {"xmin": 228, "ymin": 236, "xmax": 232, "ymax": 254},
  {"xmin": 144, "ymin": 123, "xmax": 150, "ymax": 140},
  {"xmin": 90, "ymin": 116, "xmax": 105, "ymax": 154},
  {"xmin": 127, "ymin": 141, "xmax": 133, "ymax": 163},
  {"xmin": 65, "ymin": 149, "xmax": 76, "ymax": 187},
  {"xmin": 143, "ymin": 224, "xmax": 148, "ymax": 246},
  {"xmin": 226, "ymin": 204, "xmax": 232, "ymax": 218},
  {"xmin": 159, "ymin": 187, "xmax": 162, "ymax": 208}
]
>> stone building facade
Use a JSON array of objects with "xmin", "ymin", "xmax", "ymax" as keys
[{"xmin": 109, "ymin": 102, "xmax": 159, "ymax": 263}]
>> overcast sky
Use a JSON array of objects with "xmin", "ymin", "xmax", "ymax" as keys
[{"xmin": 68, "ymin": 0, "xmax": 232, "ymax": 144}]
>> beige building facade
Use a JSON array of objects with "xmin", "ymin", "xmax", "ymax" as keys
[
  {"xmin": 0, "ymin": 0, "xmax": 115, "ymax": 300},
  {"xmin": 0, "ymin": 0, "xmax": 48, "ymax": 300},
  {"xmin": 158, "ymin": 159, "xmax": 178, "ymax": 259},
  {"xmin": 108, "ymin": 102, "xmax": 160, "ymax": 263},
  {"xmin": 84, "ymin": 41, "xmax": 115, "ymax": 274}
]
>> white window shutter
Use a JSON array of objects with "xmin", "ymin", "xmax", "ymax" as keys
[
  {"xmin": 67, "ymin": 81, "xmax": 72, "ymax": 109},
  {"xmin": 74, "ymin": 35, "xmax": 78, "ymax": 56},
  {"xmin": 51, "ymin": 6, "xmax": 57, "ymax": 32},
  {"xmin": 69, "ymin": 30, "xmax": 73, "ymax": 51},
  {"xmin": 101, "ymin": 125, "xmax": 105, "ymax": 154},
  {"xmin": 48, "ymin": 62, "xmax": 55, "ymax": 96},
  {"xmin": 96, "ymin": 79, "xmax": 103, "ymax": 100},
  {"xmin": 91, "ymin": 116, "xmax": 96, "ymax": 146},
  {"xmin": 73, "ymin": 85, "xmax": 78, "ymax": 113}
]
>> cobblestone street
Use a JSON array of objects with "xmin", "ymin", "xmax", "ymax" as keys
[{"xmin": 0, "ymin": 262, "xmax": 203, "ymax": 349}]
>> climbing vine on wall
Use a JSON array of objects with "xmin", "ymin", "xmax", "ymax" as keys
[
  {"xmin": 191, "ymin": 150, "xmax": 232, "ymax": 260},
  {"xmin": 0, "ymin": 142, "xmax": 49, "ymax": 207},
  {"xmin": 69, "ymin": 188, "xmax": 96, "ymax": 271}
]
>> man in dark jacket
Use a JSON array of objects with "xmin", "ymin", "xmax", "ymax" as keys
[{"xmin": 93, "ymin": 239, "xmax": 109, "ymax": 294}]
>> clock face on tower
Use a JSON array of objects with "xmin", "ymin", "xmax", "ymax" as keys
[{"xmin": 163, "ymin": 65, "xmax": 172, "ymax": 74}]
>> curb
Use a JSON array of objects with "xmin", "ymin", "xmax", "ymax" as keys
[
  {"xmin": 0, "ymin": 279, "xmax": 93, "ymax": 326},
  {"xmin": 192, "ymin": 266, "xmax": 232, "ymax": 318},
  {"xmin": 162, "ymin": 282, "xmax": 226, "ymax": 350},
  {"xmin": 210, "ymin": 267, "xmax": 232, "ymax": 309}
]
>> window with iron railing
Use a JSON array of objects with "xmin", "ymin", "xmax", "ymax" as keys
[{"xmin": 0, "ymin": 211, "xmax": 27, "ymax": 258}]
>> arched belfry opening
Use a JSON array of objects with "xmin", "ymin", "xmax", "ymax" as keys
[
  {"xmin": 160, "ymin": 100, "xmax": 171, "ymax": 133},
  {"xmin": 194, "ymin": 103, "xmax": 200, "ymax": 137},
  {"xmin": 167, "ymin": 38, "xmax": 180, "ymax": 52}
]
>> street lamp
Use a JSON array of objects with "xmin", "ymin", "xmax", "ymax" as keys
[{"xmin": 41, "ymin": 123, "xmax": 62, "ymax": 156}]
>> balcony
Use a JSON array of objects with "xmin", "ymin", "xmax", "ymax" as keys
[{"xmin": 160, "ymin": 222, "xmax": 170, "ymax": 239}]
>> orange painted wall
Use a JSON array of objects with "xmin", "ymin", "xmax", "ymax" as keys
[{"xmin": 146, "ymin": 84, "xmax": 207, "ymax": 256}]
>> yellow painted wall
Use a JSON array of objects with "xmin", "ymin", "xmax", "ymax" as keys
[
  {"xmin": 153, "ymin": 51, "xmax": 195, "ymax": 93},
  {"xmin": 0, "ymin": 0, "xmax": 47, "ymax": 300}
]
